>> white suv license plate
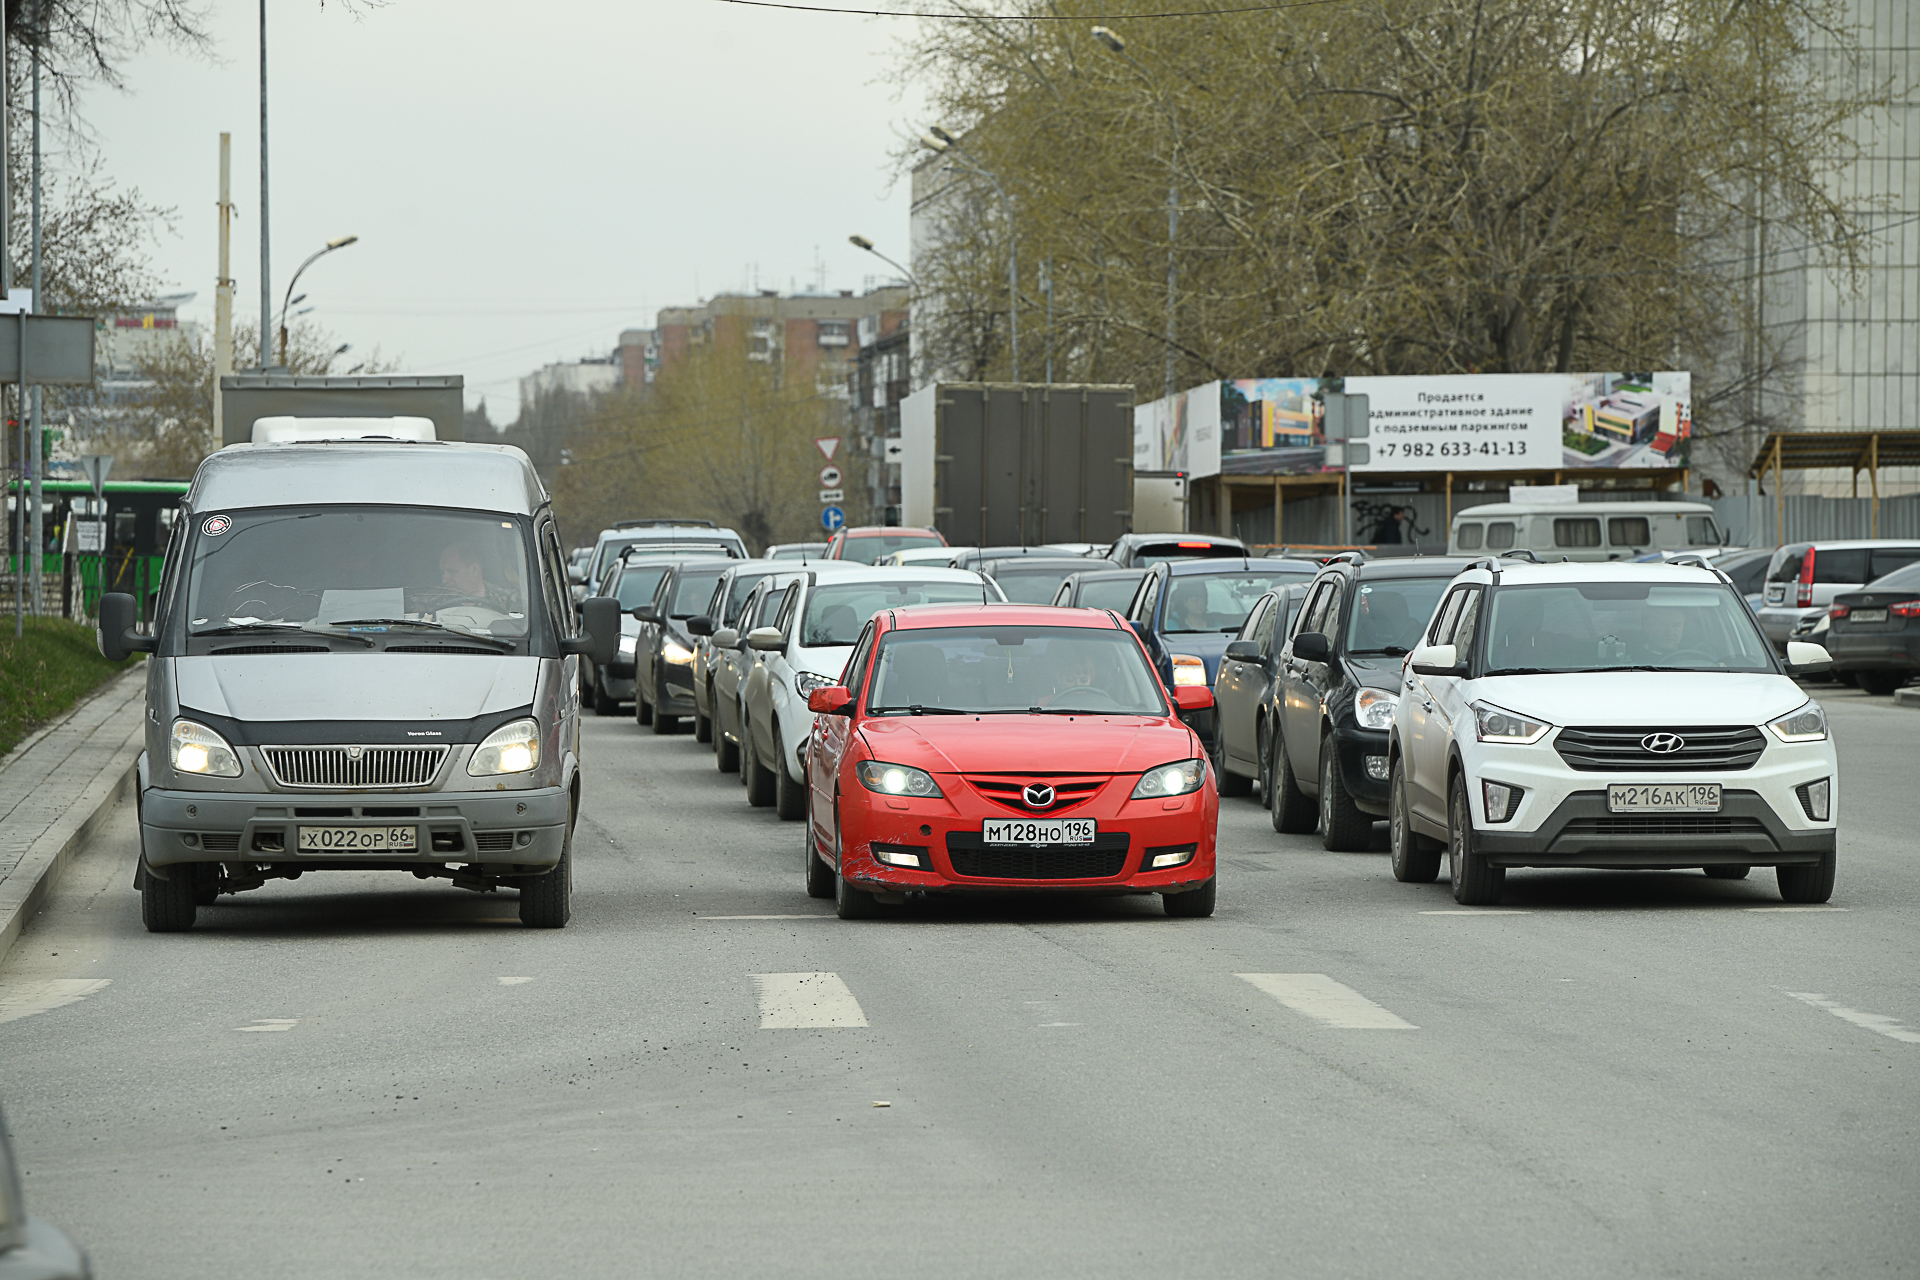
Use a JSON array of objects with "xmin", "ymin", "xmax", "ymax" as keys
[
  {"xmin": 297, "ymin": 825, "xmax": 418, "ymax": 853},
  {"xmin": 1606, "ymin": 784, "xmax": 1721, "ymax": 814},
  {"xmin": 983, "ymin": 818, "xmax": 1096, "ymax": 846}
]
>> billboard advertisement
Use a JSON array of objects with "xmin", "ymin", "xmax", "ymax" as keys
[{"xmin": 1135, "ymin": 372, "xmax": 1692, "ymax": 478}]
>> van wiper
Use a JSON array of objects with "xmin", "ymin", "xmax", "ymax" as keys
[
  {"xmin": 301, "ymin": 618, "xmax": 515, "ymax": 650},
  {"xmin": 195, "ymin": 622, "xmax": 373, "ymax": 648}
]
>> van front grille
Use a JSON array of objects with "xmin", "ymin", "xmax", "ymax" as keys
[{"xmin": 262, "ymin": 745, "xmax": 448, "ymax": 790}]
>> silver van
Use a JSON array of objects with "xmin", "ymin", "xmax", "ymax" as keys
[
  {"xmin": 98, "ymin": 430, "xmax": 619, "ymax": 932},
  {"xmin": 1449, "ymin": 500, "xmax": 1725, "ymax": 561},
  {"xmin": 1755, "ymin": 539, "xmax": 1920, "ymax": 651}
]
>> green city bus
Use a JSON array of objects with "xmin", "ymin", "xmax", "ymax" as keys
[{"xmin": 5, "ymin": 476, "xmax": 190, "ymax": 620}]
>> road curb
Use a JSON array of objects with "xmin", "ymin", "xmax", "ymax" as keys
[
  {"xmin": 1894, "ymin": 688, "xmax": 1920, "ymax": 710},
  {"xmin": 0, "ymin": 670, "xmax": 146, "ymax": 967}
]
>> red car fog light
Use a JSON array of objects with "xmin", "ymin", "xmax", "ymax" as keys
[
  {"xmin": 872, "ymin": 843, "xmax": 928, "ymax": 869},
  {"xmin": 1146, "ymin": 844, "xmax": 1197, "ymax": 870}
]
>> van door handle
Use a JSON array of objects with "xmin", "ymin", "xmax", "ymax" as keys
[{"xmin": 1420, "ymin": 699, "xmax": 1434, "ymax": 712}]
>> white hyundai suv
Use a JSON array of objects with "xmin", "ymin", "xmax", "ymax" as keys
[{"xmin": 1388, "ymin": 559, "xmax": 1839, "ymax": 906}]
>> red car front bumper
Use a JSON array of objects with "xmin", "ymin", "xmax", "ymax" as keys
[{"xmin": 833, "ymin": 773, "xmax": 1218, "ymax": 896}]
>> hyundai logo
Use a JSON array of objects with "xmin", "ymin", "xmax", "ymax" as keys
[
  {"xmin": 1023, "ymin": 784, "xmax": 1056, "ymax": 809},
  {"xmin": 1640, "ymin": 733, "xmax": 1686, "ymax": 754}
]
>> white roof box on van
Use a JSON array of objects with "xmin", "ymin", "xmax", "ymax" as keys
[{"xmin": 250, "ymin": 416, "xmax": 437, "ymax": 444}]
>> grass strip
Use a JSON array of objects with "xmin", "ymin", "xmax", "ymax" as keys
[{"xmin": 0, "ymin": 617, "xmax": 141, "ymax": 758}]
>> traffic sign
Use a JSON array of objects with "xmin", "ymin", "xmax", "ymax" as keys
[
  {"xmin": 815, "ymin": 436, "xmax": 841, "ymax": 462},
  {"xmin": 883, "ymin": 438, "xmax": 904, "ymax": 464},
  {"xmin": 78, "ymin": 454, "xmax": 112, "ymax": 498},
  {"xmin": 821, "ymin": 506, "xmax": 846, "ymax": 532},
  {"xmin": 818, "ymin": 465, "xmax": 842, "ymax": 488},
  {"xmin": 818, "ymin": 488, "xmax": 845, "ymax": 503}
]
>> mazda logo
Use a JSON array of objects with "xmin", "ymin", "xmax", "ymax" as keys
[
  {"xmin": 1640, "ymin": 733, "xmax": 1686, "ymax": 754},
  {"xmin": 1023, "ymin": 784, "xmax": 1055, "ymax": 809}
]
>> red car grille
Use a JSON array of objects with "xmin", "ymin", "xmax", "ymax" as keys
[{"xmin": 965, "ymin": 775, "xmax": 1107, "ymax": 813}]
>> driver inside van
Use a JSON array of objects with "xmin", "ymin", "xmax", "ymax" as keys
[{"xmin": 439, "ymin": 541, "xmax": 517, "ymax": 613}]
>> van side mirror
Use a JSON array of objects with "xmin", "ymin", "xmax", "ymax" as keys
[
  {"xmin": 687, "ymin": 614, "xmax": 714, "ymax": 637},
  {"xmin": 1409, "ymin": 642, "xmax": 1461, "ymax": 676},
  {"xmin": 1784, "ymin": 641, "xmax": 1832, "ymax": 673},
  {"xmin": 1292, "ymin": 631, "xmax": 1331, "ymax": 664},
  {"xmin": 568, "ymin": 596, "xmax": 621, "ymax": 666},
  {"xmin": 747, "ymin": 627, "xmax": 785, "ymax": 653},
  {"xmin": 98, "ymin": 592, "xmax": 155, "ymax": 661}
]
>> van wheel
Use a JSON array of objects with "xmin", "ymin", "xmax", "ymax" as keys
[
  {"xmin": 1857, "ymin": 672, "xmax": 1901, "ymax": 696},
  {"xmin": 804, "ymin": 820, "xmax": 835, "ymax": 899},
  {"xmin": 1320, "ymin": 750, "xmax": 1372, "ymax": 851},
  {"xmin": 1267, "ymin": 733, "xmax": 1316, "ymax": 834},
  {"xmin": 520, "ymin": 824, "xmax": 573, "ymax": 928},
  {"xmin": 1776, "ymin": 849, "xmax": 1836, "ymax": 904},
  {"xmin": 1448, "ymin": 773, "xmax": 1506, "ymax": 905},
  {"xmin": 745, "ymin": 732, "xmax": 777, "ymax": 808},
  {"xmin": 1704, "ymin": 864, "xmax": 1750, "ymax": 880},
  {"xmin": 141, "ymin": 858, "xmax": 199, "ymax": 932},
  {"xmin": 1389, "ymin": 759, "xmax": 1442, "ymax": 883},
  {"xmin": 1162, "ymin": 878, "xmax": 1216, "ymax": 917}
]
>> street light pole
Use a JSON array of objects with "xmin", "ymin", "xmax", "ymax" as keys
[
  {"xmin": 278, "ymin": 236, "xmax": 359, "ymax": 367},
  {"xmin": 259, "ymin": 0, "xmax": 272, "ymax": 367},
  {"xmin": 848, "ymin": 235, "xmax": 916, "ymax": 289},
  {"xmin": 1093, "ymin": 26, "xmax": 1179, "ymax": 401},
  {"xmin": 923, "ymin": 129, "xmax": 1018, "ymax": 382}
]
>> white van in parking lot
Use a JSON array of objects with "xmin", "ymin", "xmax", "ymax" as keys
[
  {"xmin": 1387, "ymin": 559, "xmax": 1838, "ymax": 906},
  {"xmin": 1449, "ymin": 500, "xmax": 1726, "ymax": 561}
]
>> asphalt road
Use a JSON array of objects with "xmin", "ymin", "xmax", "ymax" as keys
[{"xmin": 2, "ymin": 687, "xmax": 1916, "ymax": 1279}]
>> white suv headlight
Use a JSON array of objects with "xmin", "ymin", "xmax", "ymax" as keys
[
  {"xmin": 1471, "ymin": 701, "xmax": 1552, "ymax": 744},
  {"xmin": 170, "ymin": 719, "xmax": 242, "ymax": 777},
  {"xmin": 1354, "ymin": 687, "xmax": 1396, "ymax": 730},
  {"xmin": 468, "ymin": 718, "xmax": 541, "ymax": 776},
  {"xmin": 795, "ymin": 671, "xmax": 835, "ymax": 697},
  {"xmin": 1767, "ymin": 700, "xmax": 1828, "ymax": 743}
]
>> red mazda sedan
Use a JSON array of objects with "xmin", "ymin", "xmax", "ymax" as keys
[{"xmin": 802, "ymin": 604, "xmax": 1219, "ymax": 919}]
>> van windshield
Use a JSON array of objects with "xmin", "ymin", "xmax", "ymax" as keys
[
  {"xmin": 1484, "ymin": 582, "xmax": 1773, "ymax": 674},
  {"xmin": 185, "ymin": 507, "xmax": 534, "ymax": 646}
]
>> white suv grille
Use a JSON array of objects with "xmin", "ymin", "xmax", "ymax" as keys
[{"xmin": 262, "ymin": 745, "xmax": 448, "ymax": 789}]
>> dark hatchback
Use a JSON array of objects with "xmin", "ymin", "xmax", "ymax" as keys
[
  {"xmin": 1050, "ymin": 567, "xmax": 1148, "ymax": 609},
  {"xmin": 1269, "ymin": 557, "xmax": 1471, "ymax": 849},
  {"xmin": 1211, "ymin": 582, "xmax": 1311, "ymax": 796},
  {"xmin": 980, "ymin": 556, "xmax": 1101, "ymax": 604},
  {"xmin": 633, "ymin": 558, "xmax": 737, "ymax": 732},
  {"xmin": 1825, "ymin": 561, "xmax": 1920, "ymax": 695}
]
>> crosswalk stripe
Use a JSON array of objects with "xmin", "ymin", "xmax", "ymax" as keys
[
  {"xmin": 1238, "ymin": 973, "xmax": 1417, "ymax": 1030},
  {"xmin": 752, "ymin": 972, "xmax": 869, "ymax": 1029},
  {"xmin": 1784, "ymin": 990, "xmax": 1920, "ymax": 1044}
]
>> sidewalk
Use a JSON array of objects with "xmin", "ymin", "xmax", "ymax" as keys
[{"xmin": 0, "ymin": 665, "xmax": 147, "ymax": 965}]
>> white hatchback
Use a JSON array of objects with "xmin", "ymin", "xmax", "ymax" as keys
[{"xmin": 1388, "ymin": 560, "xmax": 1839, "ymax": 906}]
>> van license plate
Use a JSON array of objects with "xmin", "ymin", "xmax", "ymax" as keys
[
  {"xmin": 298, "ymin": 826, "xmax": 418, "ymax": 852},
  {"xmin": 1851, "ymin": 607, "xmax": 1887, "ymax": 623},
  {"xmin": 1606, "ymin": 784, "xmax": 1720, "ymax": 814},
  {"xmin": 983, "ymin": 818, "xmax": 1095, "ymax": 845}
]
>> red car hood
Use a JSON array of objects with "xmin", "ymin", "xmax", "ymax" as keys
[{"xmin": 858, "ymin": 714, "xmax": 1198, "ymax": 776}]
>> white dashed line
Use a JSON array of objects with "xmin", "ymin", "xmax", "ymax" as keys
[
  {"xmin": 752, "ymin": 972, "xmax": 869, "ymax": 1029},
  {"xmin": 1420, "ymin": 909, "xmax": 1532, "ymax": 915},
  {"xmin": 236, "ymin": 1018, "xmax": 299, "ymax": 1033},
  {"xmin": 1748, "ymin": 906, "xmax": 1849, "ymax": 913},
  {"xmin": 1784, "ymin": 991, "xmax": 1920, "ymax": 1044},
  {"xmin": 0, "ymin": 979, "xmax": 111, "ymax": 1026},
  {"xmin": 497, "ymin": 976, "xmax": 535, "ymax": 986},
  {"xmin": 701, "ymin": 914, "xmax": 833, "ymax": 921},
  {"xmin": 1238, "ymin": 974, "xmax": 1418, "ymax": 1030}
]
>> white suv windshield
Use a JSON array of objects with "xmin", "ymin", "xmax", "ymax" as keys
[
  {"xmin": 1485, "ymin": 581, "xmax": 1774, "ymax": 674},
  {"xmin": 801, "ymin": 581, "xmax": 988, "ymax": 646},
  {"xmin": 868, "ymin": 627, "xmax": 1166, "ymax": 715}
]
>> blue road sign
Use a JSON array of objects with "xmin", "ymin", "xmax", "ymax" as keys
[{"xmin": 821, "ymin": 506, "xmax": 846, "ymax": 532}]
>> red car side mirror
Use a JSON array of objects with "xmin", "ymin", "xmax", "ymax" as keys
[
  {"xmin": 1172, "ymin": 685, "xmax": 1213, "ymax": 712},
  {"xmin": 807, "ymin": 686, "xmax": 854, "ymax": 715}
]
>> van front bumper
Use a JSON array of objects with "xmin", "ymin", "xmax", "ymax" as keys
[{"xmin": 140, "ymin": 785, "xmax": 569, "ymax": 869}]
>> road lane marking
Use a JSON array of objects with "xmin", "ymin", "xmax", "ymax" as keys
[
  {"xmin": 1748, "ymin": 907, "xmax": 1849, "ymax": 913},
  {"xmin": 1238, "ymin": 974, "xmax": 1417, "ymax": 1030},
  {"xmin": 236, "ymin": 1018, "xmax": 299, "ymax": 1033},
  {"xmin": 497, "ymin": 977, "xmax": 534, "ymax": 986},
  {"xmin": 701, "ymin": 915, "xmax": 833, "ymax": 921},
  {"xmin": 0, "ymin": 979, "xmax": 111, "ymax": 1026},
  {"xmin": 1420, "ymin": 909, "xmax": 1531, "ymax": 915},
  {"xmin": 1784, "ymin": 991, "xmax": 1920, "ymax": 1044},
  {"xmin": 752, "ymin": 972, "xmax": 869, "ymax": 1029}
]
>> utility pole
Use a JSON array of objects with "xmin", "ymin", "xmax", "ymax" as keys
[
  {"xmin": 258, "ymin": 0, "xmax": 272, "ymax": 369},
  {"xmin": 1040, "ymin": 259, "xmax": 1053, "ymax": 385},
  {"xmin": 1163, "ymin": 182, "xmax": 1177, "ymax": 401},
  {"xmin": 28, "ymin": 39, "xmax": 43, "ymax": 616},
  {"xmin": 215, "ymin": 133, "xmax": 234, "ymax": 441}
]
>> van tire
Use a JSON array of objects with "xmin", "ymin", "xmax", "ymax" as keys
[
  {"xmin": 745, "ymin": 732, "xmax": 777, "ymax": 808},
  {"xmin": 1448, "ymin": 773, "xmax": 1506, "ymax": 905},
  {"xmin": 141, "ymin": 858, "xmax": 199, "ymax": 932},
  {"xmin": 519, "ymin": 824, "xmax": 573, "ymax": 928},
  {"xmin": 1776, "ymin": 849, "xmax": 1836, "ymax": 904},
  {"xmin": 1389, "ymin": 759, "xmax": 1442, "ymax": 883},
  {"xmin": 1268, "ymin": 733, "xmax": 1316, "ymax": 834},
  {"xmin": 1320, "ymin": 750, "xmax": 1372, "ymax": 851}
]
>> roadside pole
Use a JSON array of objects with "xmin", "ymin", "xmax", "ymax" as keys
[
  {"xmin": 259, "ymin": 0, "xmax": 273, "ymax": 368},
  {"xmin": 29, "ymin": 41, "xmax": 43, "ymax": 617},
  {"xmin": 214, "ymin": 133, "xmax": 234, "ymax": 442}
]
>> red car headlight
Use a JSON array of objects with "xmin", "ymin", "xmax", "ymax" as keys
[{"xmin": 855, "ymin": 760, "xmax": 944, "ymax": 798}]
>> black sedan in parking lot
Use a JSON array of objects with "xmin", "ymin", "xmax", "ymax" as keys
[{"xmin": 1825, "ymin": 561, "xmax": 1920, "ymax": 695}]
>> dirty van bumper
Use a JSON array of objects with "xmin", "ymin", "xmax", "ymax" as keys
[{"xmin": 140, "ymin": 785, "xmax": 570, "ymax": 869}]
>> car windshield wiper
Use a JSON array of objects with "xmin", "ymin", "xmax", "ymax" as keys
[
  {"xmin": 1482, "ymin": 666, "xmax": 1560, "ymax": 676},
  {"xmin": 192, "ymin": 622, "xmax": 303, "ymax": 636},
  {"xmin": 1350, "ymin": 645, "xmax": 1412, "ymax": 656},
  {"xmin": 302, "ymin": 618, "xmax": 516, "ymax": 650},
  {"xmin": 869, "ymin": 704, "xmax": 969, "ymax": 715}
]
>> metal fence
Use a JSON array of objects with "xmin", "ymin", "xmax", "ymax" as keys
[{"xmin": 1708, "ymin": 493, "xmax": 1920, "ymax": 547}]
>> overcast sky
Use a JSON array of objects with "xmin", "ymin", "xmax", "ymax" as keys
[{"xmin": 80, "ymin": 0, "xmax": 923, "ymax": 421}]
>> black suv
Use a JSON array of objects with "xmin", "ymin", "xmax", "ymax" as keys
[
  {"xmin": 1268, "ymin": 556, "xmax": 1471, "ymax": 849},
  {"xmin": 633, "ymin": 558, "xmax": 738, "ymax": 733}
]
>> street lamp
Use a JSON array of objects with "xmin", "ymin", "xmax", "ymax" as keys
[
  {"xmin": 921, "ymin": 127, "xmax": 1019, "ymax": 381},
  {"xmin": 848, "ymin": 234, "xmax": 916, "ymax": 289},
  {"xmin": 278, "ymin": 234, "xmax": 358, "ymax": 367},
  {"xmin": 1093, "ymin": 25, "xmax": 1179, "ymax": 401}
]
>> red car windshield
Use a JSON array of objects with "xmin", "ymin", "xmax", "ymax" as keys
[{"xmin": 867, "ymin": 626, "xmax": 1166, "ymax": 715}]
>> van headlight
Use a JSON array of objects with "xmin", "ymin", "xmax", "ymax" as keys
[
  {"xmin": 469, "ymin": 718, "xmax": 541, "ymax": 776},
  {"xmin": 1132, "ymin": 759, "xmax": 1206, "ymax": 798},
  {"xmin": 1354, "ymin": 687, "xmax": 1396, "ymax": 730},
  {"xmin": 170, "ymin": 720, "xmax": 242, "ymax": 777},
  {"xmin": 1767, "ymin": 701, "xmax": 1828, "ymax": 743},
  {"xmin": 1471, "ymin": 701, "xmax": 1552, "ymax": 744}
]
